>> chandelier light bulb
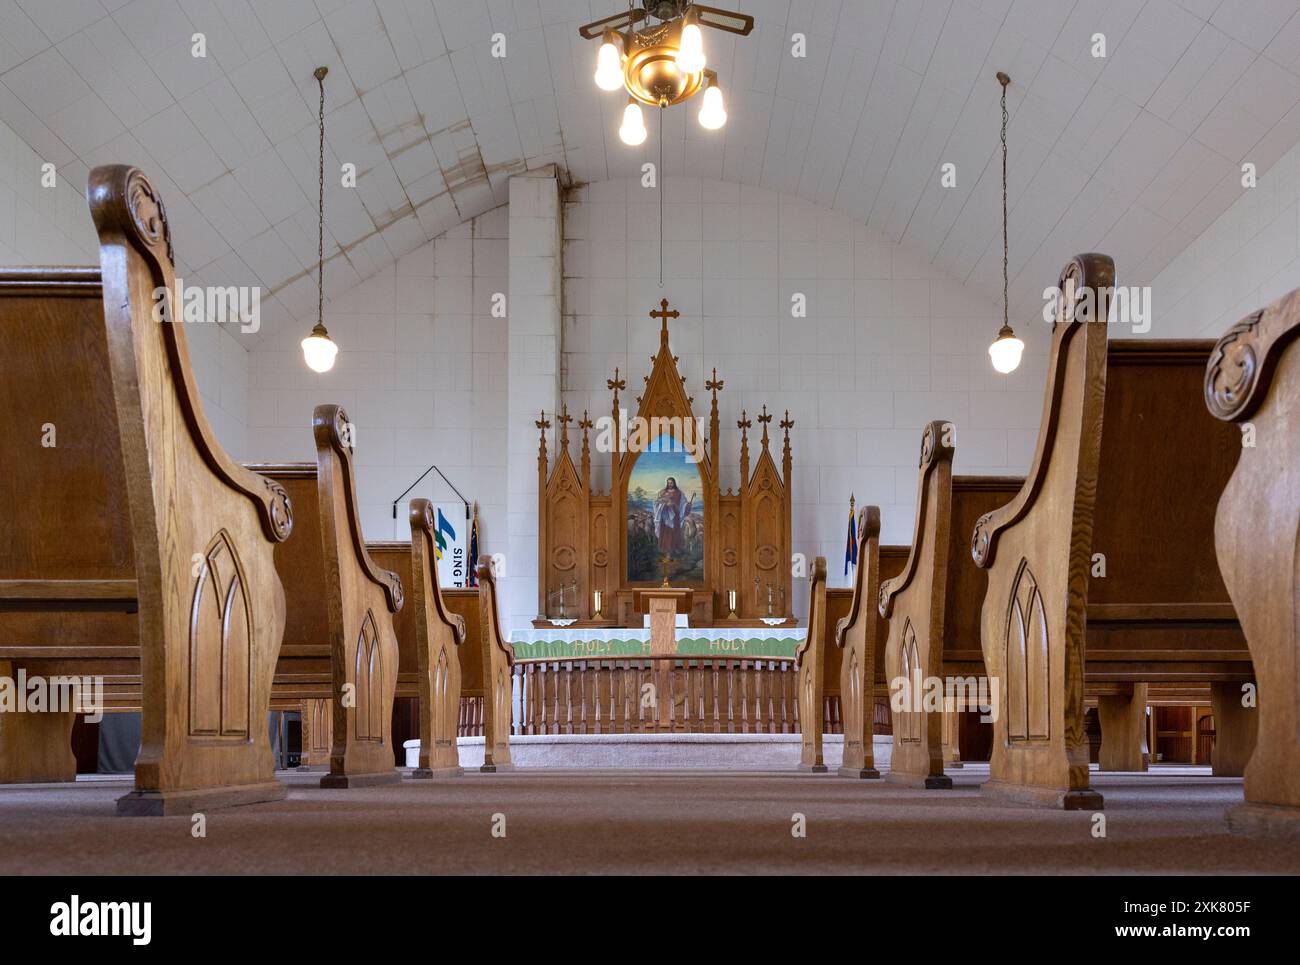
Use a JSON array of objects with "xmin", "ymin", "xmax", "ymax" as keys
[
  {"xmin": 698, "ymin": 83, "xmax": 727, "ymax": 129},
  {"xmin": 676, "ymin": 19, "xmax": 706, "ymax": 74},
  {"xmin": 619, "ymin": 99, "xmax": 647, "ymax": 145},
  {"xmin": 302, "ymin": 323, "xmax": 338, "ymax": 373},
  {"xmin": 594, "ymin": 36, "xmax": 624, "ymax": 91},
  {"xmin": 988, "ymin": 326, "xmax": 1024, "ymax": 374}
]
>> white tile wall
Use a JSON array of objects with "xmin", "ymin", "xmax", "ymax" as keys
[{"xmin": 243, "ymin": 202, "xmax": 508, "ymax": 551}]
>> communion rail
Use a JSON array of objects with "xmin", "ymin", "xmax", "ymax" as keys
[
  {"xmin": 485, "ymin": 655, "xmax": 889, "ymax": 736},
  {"xmin": 455, "ymin": 659, "xmax": 893, "ymax": 737}
]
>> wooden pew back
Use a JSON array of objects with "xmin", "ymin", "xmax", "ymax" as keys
[
  {"xmin": 834, "ymin": 507, "xmax": 883, "ymax": 777},
  {"xmin": 0, "ymin": 270, "xmax": 138, "ymax": 783},
  {"xmin": 1088, "ymin": 340, "xmax": 1246, "ymax": 681},
  {"xmin": 477, "ymin": 555, "xmax": 514, "ymax": 770},
  {"xmin": 89, "ymin": 165, "xmax": 293, "ymax": 813},
  {"xmin": 312, "ymin": 405, "xmax": 403, "ymax": 787},
  {"xmin": 971, "ymin": 253, "xmax": 1112, "ymax": 810},
  {"xmin": 879, "ymin": 420, "xmax": 955, "ymax": 788},
  {"xmin": 794, "ymin": 556, "xmax": 828, "ymax": 771},
  {"xmin": 408, "ymin": 499, "xmax": 467, "ymax": 776}
]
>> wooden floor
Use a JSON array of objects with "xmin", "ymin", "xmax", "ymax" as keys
[{"xmin": 1, "ymin": 764, "xmax": 1296, "ymax": 875}]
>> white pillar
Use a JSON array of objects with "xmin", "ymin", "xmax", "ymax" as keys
[{"xmin": 504, "ymin": 167, "xmax": 562, "ymax": 631}]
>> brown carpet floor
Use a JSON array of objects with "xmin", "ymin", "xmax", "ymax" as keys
[{"xmin": 1, "ymin": 764, "xmax": 1297, "ymax": 875}]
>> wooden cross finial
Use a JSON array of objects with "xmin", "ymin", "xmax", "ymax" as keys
[
  {"xmin": 758, "ymin": 404, "xmax": 772, "ymax": 447},
  {"xmin": 649, "ymin": 298, "xmax": 679, "ymax": 344},
  {"xmin": 737, "ymin": 409, "xmax": 752, "ymax": 431},
  {"xmin": 535, "ymin": 410, "xmax": 551, "ymax": 431},
  {"xmin": 780, "ymin": 410, "xmax": 794, "ymax": 431},
  {"xmin": 705, "ymin": 367, "xmax": 724, "ymax": 397},
  {"xmin": 578, "ymin": 411, "xmax": 594, "ymax": 431},
  {"xmin": 558, "ymin": 404, "xmax": 573, "ymax": 447},
  {"xmin": 607, "ymin": 367, "xmax": 626, "ymax": 394}
]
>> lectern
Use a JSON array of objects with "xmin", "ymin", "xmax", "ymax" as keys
[{"xmin": 634, "ymin": 588, "xmax": 694, "ymax": 656}]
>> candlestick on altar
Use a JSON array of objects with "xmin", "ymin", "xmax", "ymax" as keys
[{"xmin": 593, "ymin": 589, "xmax": 603, "ymax": 620}]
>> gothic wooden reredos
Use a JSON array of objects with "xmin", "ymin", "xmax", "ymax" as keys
[{"xmin": 536, "ymin": 300, "xmax": 794, "ymax": 627}]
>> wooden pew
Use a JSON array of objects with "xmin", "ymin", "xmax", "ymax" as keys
[
  {"xmin": 91, "ymin": 165, "xmax": 292, "ymax": 813},
  {"xmin": 477, "ymin": 556, "xmax": 514, "ymax": 771},
  {"xmin": 5, "ymin": 167, "xmax": 296, "ymax": 810},
  {"xmin": 971, "ymin": 253, "xmax": 1113, "ymax": 809},
  {"xmin": 314, "ymin": 404, "xmax": 404, "ymax": 787},
  {"xmin": 0, "ymin": 267, "xmax": 138, "ymax": 783},
  {"xmin": 406, "ymin": 499, "xmax": 467, "ymax": 777},
  {"xmin": 834, "ymin": 507, "xmax": 883, "ymax": 778},
  {"xmin": 1086, "ymin": 338, "xmax": 1248, "ymax": 773},
  {"xmin": 794, "ymin": 557, "xmax": 828, "ymax": 771},
  {"xmin": 879, "ymin": 420, "xmax": 955, "ymax": 788},
  {"xmin": 247, "ymin": 404, "xmax": 404, "ymax": 788},
  {"xmin": 1205, "ymin": 287, "xmax": 1300, "ymax": 834}
]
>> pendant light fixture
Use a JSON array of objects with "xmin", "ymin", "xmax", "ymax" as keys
[
  {"xmin": 302, "ymin": 65, "xmax": 338, "ymax": 374},
  {"xmin": 579, "ymin": 2, "xmax": 753, "ymax": 146},
  {"xmin": 988, "ymin": 71, "xmax": 1024, "ymax": 375}
]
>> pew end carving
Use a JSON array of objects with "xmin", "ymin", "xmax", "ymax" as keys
[
  {"xmin": 477, "ymin": 556, "xmax": 515, "ymax": 771},
  {"xmin": 835, "ymin": 507, "xmax": 883, "ymax": 778},
  {"xmin": 1206, "ymin": 290, "xmax": 1300, "ymax": 835},
  {"xmin": 312, "ymin": 405, "xmax": 403, "ymax": 788},
  {"xmin": 879, "ymin": 421, "xmax": 955, "ymax": 789},
  {"xmin": 87, "ymin": 165, "xmax": 291, "ymax": 815},
  {"xmin": 408, "ymin": 499, "xmax": 467, "ymax": 778},
  {"xmin": 972, "ymin": 254, "xmax": 1113, "ymax": 811},
  {"xmin": 794, "ymin": 557, "xmax": 829, "ymax": 771}
]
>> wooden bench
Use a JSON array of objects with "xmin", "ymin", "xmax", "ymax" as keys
[
  {"xmin": 971, "ymin": 253, "xmax": 1113, "ymax": 809},
  {"xmin": 794, "ymin": 557, "xmax": 828, "ymax": 771},
  {"xmin": 246, "ymin": 404, "xmax": 404, "ymax": 788},
  {"xmin": 477, "ymin": 556, "xmax": 515, "ymax": 771},
  {"xmin": 1205, "ymin": 286, "xmax": 1300, "ymax": 834},
  {"xmin": 405, "ymin": 499, "xmax": 467, "ymax": 776},
  {"xmin": 833, "ymin": 507, "xmax": 885, "ymax": 778},
  {"xmin": 0, "ymin": 168, "xmax": 294, "ymax": 812},
  {"xmin": 879, "ymin": 421, "xmax": 956, "ymax": 788},
  {"xmin": 0, "ymin": 267, "xmax": 139, "ymax": 784}
]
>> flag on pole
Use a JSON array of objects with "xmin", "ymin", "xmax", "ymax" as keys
[
  {"xmin": 468, "ymin": 504, "xmax": 480, "ymax": 586},
  {"xmin": 843, "ymin": 493, "xmax": 857, "ymax": 576}
]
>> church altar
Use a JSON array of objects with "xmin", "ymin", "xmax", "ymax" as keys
[
  {"xmin": 534, "ymin": 299, "xmax": 796, "ymax": 628},
  {"xmin": 509, "ymin": 626, "xmax": 808, "ymax": 660}
]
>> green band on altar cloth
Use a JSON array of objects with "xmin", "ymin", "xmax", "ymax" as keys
[{"xmin": 508, "ymin": 628, "xmax": 807, "ymax": 660}]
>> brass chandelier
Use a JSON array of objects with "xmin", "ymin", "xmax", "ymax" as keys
[{"xmin": 579, "ymin": 2, "xmax": 754, "ymax": 145}]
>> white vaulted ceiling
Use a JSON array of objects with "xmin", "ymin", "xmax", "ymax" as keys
[{"xmin": 3, "ymin": 0, "xmax": 1300, "ymax": 338}]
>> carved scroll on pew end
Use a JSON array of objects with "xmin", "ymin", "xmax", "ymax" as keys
[
  {"xmin": 1206, "ymin": 291, "xmax": 1300, "ymax": 835},
  {"xmin": 408, "ymin": 498, "xmax": 467, "ymax": 779},
  {"xmin": 972, "ymin": 254, "xmax": 1113, "ymax": 811},
  {"xmin": 794, "ymin": 557, "xmax": 829, "ymax": 772},
  {"xmin": 836, "ymin": 507, "xmax": 883, "ymax": 778},
  {"xmin": 477, "ymin": 555, "xmax": 515, "ymax": 772},
  {"xmin": 88, "ymin": 165, "xmax": 291, "ymax": 815},
  {"xmin": 312, "ymin": 403, "xmax": 403, "ymax": 789},
  {"xmin": 879, "ymin": 421, "xmax": 955, "ymax": 790}
]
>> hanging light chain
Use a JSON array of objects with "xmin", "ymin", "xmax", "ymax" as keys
[
  {"xmin": 317, "ymin": 67, "xmax": 327, "ymax": 329},
  {"xmin": 1000, "ymin": 73, "xmax": 1009, "ymax": 332}
]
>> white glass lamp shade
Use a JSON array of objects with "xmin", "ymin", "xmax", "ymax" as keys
[
  {"xmin": 302, "ymin": 324, "xmax": 338, "ymax": 373},
  {"xmin": 988, "ymin": 326, "xmax": 1024, "ymax": 374},
  {"xmin": 594, "ymin": 38, "xmax": 624, "ymax": 91},
  {"xmin": 676, "ymin": 21, "xmax": 706, "ymax": 74},
  {"xmin": 698, "ymin": 83, "xmax": 727, "ymax": 129},
  {"xmin": 619, "ymin": 100, "xmax": 647, "ymax": 145}
]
